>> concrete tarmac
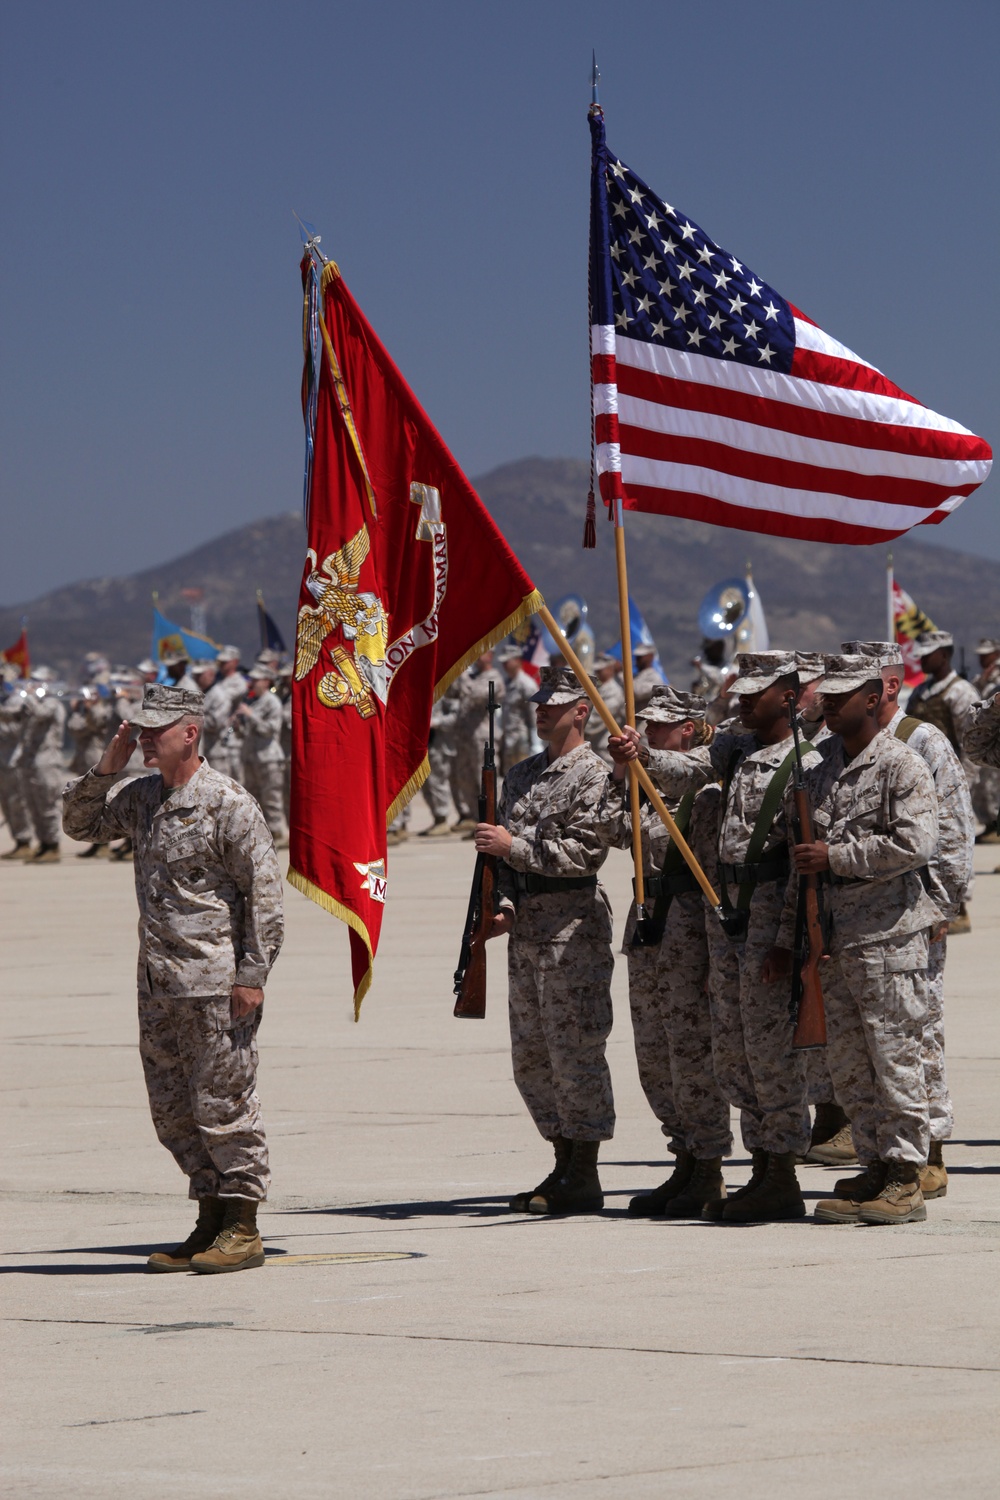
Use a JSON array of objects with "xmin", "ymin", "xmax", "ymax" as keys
[{"xmin": 2, "ymin": 810, "xmax": 999, "ymax": 1499}]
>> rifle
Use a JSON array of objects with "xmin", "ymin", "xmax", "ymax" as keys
[
  {"xmin": 788, "ymin": 706, "xmax": 828, "ymax": 1050},
  {"xmin": 453, "ymin": 681, "xmax": 498, "ymax": 1019}
]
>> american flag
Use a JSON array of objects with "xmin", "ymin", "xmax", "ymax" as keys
[{"xmin": 589, "ymin": 111, "xmax": 992, "ymax": 545}]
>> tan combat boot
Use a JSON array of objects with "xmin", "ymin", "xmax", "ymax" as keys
[
  {"xmin": 146, "ymin": 1197, "xmax": 225, "ymax": 1272},
  {"xmin": 628, "ymin": 1148, "xmax": 694, "ymax": 1217},
  {"xmin": 806, "ymin": 1123, "xmax": 859, "ymax": 1167},
  {"xmin": 1, "ymin": 840, "xmax": 34, "ymax": 861},
  {"xmin": 814, "ymin": 1159, "xmax": 887, "ymax": 1223},
  {"xmin": 703, "ymin": 1149, "xmax": 766, "ymax": 1221},
  {"xmin": 190, "ymin": 1198, "xmax": 266, "ymax": 1272},
  {"xmin": 802, "ymin": 1101, "xmax": 849, "ymax": 1162},
  {"xmin": 947, "ymin": 903, "xmax": 971, "ymax": 936},
  {"xmin": 30, "ymin": 843, "xmax": 61, "ymax": 864},
  {"xmin": 528, "ymin": 1140, "xmax": 603, "ymax": 1215},
  {"xmin": 722, "ymin": 1151, "xmax": 806, "ymax": 1223},
  {"xmin": 919, "ymin": 1140, "xmax": 947, "ymax": 1199},
  {"xmin": 858, "ymin": 1161, "xmax": 926, "ymax": 1224},
  {"xmin": 664, "ymin": 1156, "xmax": 726, "ymax": 1218},
  {"xmin": 509, "ymin": 1136, "xmax": 572, "ymax": 1212}
]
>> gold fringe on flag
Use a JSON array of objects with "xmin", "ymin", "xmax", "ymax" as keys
[{"xmin": 286, "ymin": 865, "xmax": 374, "ymax": 1019}]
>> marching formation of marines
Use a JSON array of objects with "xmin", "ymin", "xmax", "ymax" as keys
[{"xmin": 2, "ymin": 615, "xmax": 998, "ymax": 1265}]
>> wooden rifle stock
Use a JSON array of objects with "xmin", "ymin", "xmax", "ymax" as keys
[
  {"xmin": 789, "ymin": 715, "xmax": 828, "ymax": 1050},
  {"xmin": 453, "ymin": 684, "xmax": 498, "ymax": 1018}
]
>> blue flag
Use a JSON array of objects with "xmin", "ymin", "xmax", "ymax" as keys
[
  {"xmin": 152, "ymin": 606, "xmax": 218, "ymax": 678},
  {"xmin": 609, "ymin": 596, "xmax": 668, "ymax": 684}
]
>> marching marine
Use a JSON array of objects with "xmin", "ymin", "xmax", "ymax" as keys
[
  {"xmin": 451, "ymin": 652, "xmax": 505, "ymax": 832},
  {"xmin": 583, "ymin": 653, "xmax": 626, "ymax": 768},
  {"xmin": 20, "ymin": 668, "xmax": 68, "ymax": 864},
  {"xmin": 631, "ymin": 642, "xmax": 663, "ymax": 712},
  {"xmin": 201, "ymin": 646, "xmax": 247, "ymax": 782},
  {"xmin": 475, "ymin": 666, "xmax": 616, "ymax": 1215},
  {"xmin": 236, "ymin": 665, "xmax": 288, "ymax": 844},
  {"xmin": 62, "ymin": 684, "xmax": 284, "ymax": 1273},
  {"xmin": 907, "ymin": 630, "xmax": 980, "ymax": 791},
  {"xmin": 496, "ymin": 644, "xmax": 540, "ymax": 772}
]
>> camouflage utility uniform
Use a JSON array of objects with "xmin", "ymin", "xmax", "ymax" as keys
[
  {"xmin": 778, "ymin": 731, "xmax": 940, "ymax": 1167},
  {"xmin": 908, "ymin": 669, "xmax": 981, "ymax": 792},
  {"xmin": 584, "ymin": 672, "xmax": 625, "ymax": 768},
  {"xmin": 500, "ymin": 667, "xmax": 541, "ymax": 773},
  {"xmin": 240, "ymin": 690, "xmax": 288, "ymax": 841},
  {"xmin": 498, "ymin": 744, "xmax": 616, "ymax": 1141},
  {"xmin": 67, "ymin": 694, "xmax": 115, "ymax": 776},
  {"xmin": 202, "ymin": 674, "xmax": 247, "ymax": 782},
  {"xmin": 62, "ymin": 761, "xmax": 284, "ymax": 1201},
  {"xmin": 966, "ymin": 693, "xmax": 1000, "ymax": 769},
  {"xmin": 0, "ymin": 688, "xmax": 31, "ymax": 846},
  {"xmin": 647, "ymin": 725, "xmax": 820, "ymax": 1157},
  {"xmin": 598, "ymin": 778, "xmax": 731, "ymax": 1159},
  {"xmin": 21, "ymin": 690, "xmax": 68, "ymax": 846},
  {"xmin": 888, "ymin": 707, "xmax": 973, "ymax": 1143},
  {"xmin": 971, "ymin": 661, "xmax": 1000, "ymax": 829},
  {"xmin": 452, "ymin": 664, "xmax": 505, "ymax": 822}
]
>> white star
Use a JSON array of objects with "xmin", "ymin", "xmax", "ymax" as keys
[
  {"xmin": 748, "ymin": 277, "xmax": 762, "ymax": 298},
  {"xmin": 672, "ymin": 302, "xmax": 692, "ymax": 324},
  {"xmin": 661, "ymin": 237, "xmax": 678, "ymax": 256},
  {"xmin": 610, "ymin": 242, "xmax": 622, "ymax": 262},
  {"xmin": 757, "ymin": 343, "xmax": 775, "ymax": 364},
  {"xmin": 692, "ymin": 285, "xmax": 709, "ymax": 306},
  {"xmin": 729, "ymin": 292, "xmax": 746, "ymax": 315},
  {"xmin": 628, "ymin": 226, "xmax": 643, "ymax": 245},
  {"xmin": 663, "ymin": 200, "xmax": 675, "ymax": 216},
  {"xmin": 615, "ymin": 307, "xmax": 630, "ymax": 330},
  {"xmin": 730, "ymin": 256, "xmax": 743, "ymax": 273},
  {"xmin": 612, "ymin": 200, "xmax": 627, "ymax": 219},
  {"xmin": 713, "ymin": 268, "xmax": 732, "ymax": 291},
  {"xmin": 622, "ymin": 267, "xmax": 639, "ymax": 288},
  {"xmin": 696, "ymin": 243, "xmax": 714, "ymax": 265},
  {"xmin": 611, "ymin": 160, "xmax": 626, "ymax": 179},
  {"xmin": 763, "ymin": 300, "xmax": 780, "ymax": 321},
  {"xmin": 680, "ymin": 221, "xmax": 697, "ymax": 240},
  {"xmin": 658, "ymin": 277, "xmax": 677, "ymax": 298},
  {"xmin": 686, "ymin": 327, "xmax": 705, "ymax": 347},
  {"xmin": 637, "ymin": 294, "xmax": 652, "ymax": 314},
  {"xmin": 642, "ymin": 250, "xmax": 660, "ymax": 271},
  {"xmin": 677, "ymin": 262, "xmax": 695, "ymax": 282},
  {"xmin": 650, "ymin": 318, "xmax": 667, "ymax": 337},
  {"xmin": 628, "ymin": 185, "xmax": 643, "ymax": 205},
  {"xmin": 647, "ymin": 211, "xmax": 661, "ymax": 232},
  {"xmin": 722, "ymin": 336, "xmax": 739, "ymax": 356},
  {"xmin": 743, "ymin": 318, "xmax": 761, "ymax": 340},
  {"xmin": 707, "ymin": 310, "xmax": 724, "ymax": 332}
]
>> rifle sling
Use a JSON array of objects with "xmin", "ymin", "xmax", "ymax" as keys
[
  {"xmin": 719, "ymin": 744, "xmax": 798, "ymax": 915},
  {"xmin": 631, "ymin": 791, "xmax": 696, "ymax": 938},
  {"xmin": 893, "ymin": 715, "xmax": 922, "ymax": 744}
]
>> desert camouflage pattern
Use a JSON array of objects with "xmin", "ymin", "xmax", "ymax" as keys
[
  {"xmin": 202, "ymin": 673, "xmax": 248, "ymax": 779},
  {"xmin": 240, "ymin": 690, "xmax": 287, "ymax": 839},
  {"xmin": 500, "ymin": 667, "xmax": 540, "ymax": 771},
  {"xmin": 452, "ymin": 663, "xmax": 505, "ymax": 821},
  {"xmin": 966, "ymin": 691, "xmax": 1000, "ymax": 801},
  {"xmin": 498, "ymin": 744, "xmax": 615, "ymax": 1140},
  {"xmin": 62, "ymin": 761, "xmax": 284, "ymax": 997},
  {"xmin": 67, "ymin": 695, "xmax": 115, "ymax": 776},
  {"xmin": 782, "ymin": 730, "xmax": 941, "ymax": 1166},
  {"xmin": 887, "ymin": 707, "xmax": 974, "ymax": 917},
  {"xmin": 584, "ymin": 672, "xmax": 625, "ymax": 768},
  {"xmin": 0, "ymin": 692, "xmax": 31, "ymax": 843},
  {"xmin": 21, "ymin": 691, "xmax": 68, "ymax": 843},
  {"xmin": 909, "ymin": 669, "xmax": 981, "ymax": 789},
  {"xmin": 140, "ymin": 990, "xmax": 269, "ymax": 1200},
  {"xmin": 421, "ymin": 682, "xmax": 458, "ymax": 821},
  {"xmin": 631, "ymin": 664, "xmax": 663, "ymax": 712},
  {"xmin": 919, "ymin": 932, "xmax": 952, "ymax": 1142},
  {"xmin": 821, "ymin": 933, "xmax": 930, "ymax": 1165}
]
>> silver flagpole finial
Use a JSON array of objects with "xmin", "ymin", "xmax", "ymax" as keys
[{"xmin": 591, "ymin": 52, "xmax": 600, "ymax": 107}]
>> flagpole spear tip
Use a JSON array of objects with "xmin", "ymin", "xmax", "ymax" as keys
[{"xmin": 591, "ymin": 51, "xmax": 600, "ymax": 107}]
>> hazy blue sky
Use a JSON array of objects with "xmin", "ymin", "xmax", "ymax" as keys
[{"xmin": 2, "ymin": 0, "xmax": 996, "ymax": 604}]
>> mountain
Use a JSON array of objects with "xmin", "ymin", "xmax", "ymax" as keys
[{"xmin": 2, "ymin": 457, "xmax": 996, "ymax": 684}]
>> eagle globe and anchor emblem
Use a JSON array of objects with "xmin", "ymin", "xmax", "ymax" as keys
[{"xmin": 294, "ymin": 524, "xmax": 389, "ymax": 718}]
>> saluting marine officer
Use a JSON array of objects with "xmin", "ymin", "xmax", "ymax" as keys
[
  {"xmin": 62, "ymin": 684, "xmax": 284, "ymax": 1273},
  {"xmin": 475, "ymin": 666, "xmax": 616, "ymax": 1216}
]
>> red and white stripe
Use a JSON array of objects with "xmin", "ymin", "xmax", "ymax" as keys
[{"xmin": 592, "ymin": 315, "xmax": 992, "ymax": 545}]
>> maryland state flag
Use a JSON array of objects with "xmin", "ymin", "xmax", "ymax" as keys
[
  {"xmin": 1, "ymin": 626, "xmax": 29, "ymax": 678},
  {"xmin": 891, "ymin": 579, "xmax": 935, "ymax": 686},
  {"xmin": 289, "ymin": 254, "xmax": 541, "ymax": 1013}
]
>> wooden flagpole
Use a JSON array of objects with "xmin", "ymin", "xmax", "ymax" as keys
[
  {"xmin": 538, "ymin": 603, "xmax": 721, "ymax": 910},
  {"xmin": 613, "ymin": 521, "xmax": 647, "ymax": 916}
]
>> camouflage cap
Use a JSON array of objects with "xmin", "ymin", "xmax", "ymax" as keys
[
  {"xmin": 976, "ymin": 638, "xmax": 1000, "ymax": 655},
  {"xmin": 128, "ymin": 683, "xmax": 205, "ymax": 728},
  {"xmin": 216, "ymin": 644, "xmax": 242, "ymax": 663},
  {"xmin": 593, "ymin": 652, "xmax": 620, "ymax": 670},
  {"xmin": 914, "ymin": 629, "xmax": 954, "ymax": 657},
  {"xmin": 136, "ymin": 658, "xmax": 158, "ymax": 675},
  {"xmin": 639, "ymin": 684, "xmax": 707, "ymax": 724},
  {"xmin": 495, "ymin": 643, "xmax": 524, "ymax": 663},
  {"xmin": 729, "ymin": 650, "xmax": 798, "ymax": 695},
  {"xmin": 841, "ymin": 639, "xmax": 903, "ymax": 670},
  {"xmin": 159, "ymin": 647, "xmax": 190, "ymax": 667},
  {"xmin": 530, "ymin": 665, "xmax": 590, "ymax": 706},
  {"xmin": 248, "ymin": 665, "xmax": 275, "ymax": 681},
  {"xmin": 633, "ymin": 640, "xmax": 658, "ymax": 657},
  {"xmin": 818, "ymin": 654, "xmax": 883, "ymax": 695},
  {"xmin": 794, "ymin": 651, "xmax": 827, "ymax": 684}
]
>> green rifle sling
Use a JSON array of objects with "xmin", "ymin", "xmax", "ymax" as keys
[{"xmin": 720, "ymin": 743, "xmax": 798, "ymax": 914}]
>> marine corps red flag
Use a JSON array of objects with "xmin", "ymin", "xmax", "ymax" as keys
[{"xmin": 289, "ymin": 251, "xmax": 541, "ymax": 1013}]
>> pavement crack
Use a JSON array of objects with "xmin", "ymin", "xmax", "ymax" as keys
[
  {"xmin": 7, "ymin": 1316, "xmax": 999, "ymax": 1374},
  {"xmin": 65, "ymin": 1409, "xmax": 206, "ymax": 1428}
]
